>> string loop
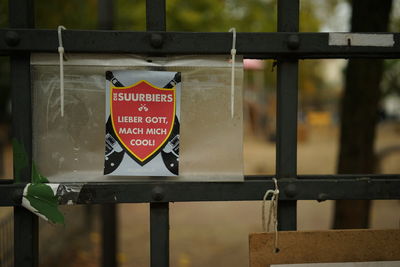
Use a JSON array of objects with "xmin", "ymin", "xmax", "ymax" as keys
[{"xmin": 262, "ymin": 178, "xmax": 280, "ymax": 253}]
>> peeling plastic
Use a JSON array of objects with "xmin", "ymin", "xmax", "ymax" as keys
[{"xmin": 56, "ymin": 183, "xmax": 84, "ymax": 205}]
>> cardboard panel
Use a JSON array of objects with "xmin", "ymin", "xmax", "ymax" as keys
[{"xmin": 249, "ymin": 229, "xmax": 400, "ymax": 267}]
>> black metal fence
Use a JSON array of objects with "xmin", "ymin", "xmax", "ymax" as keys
[{"xmin": 1, "ymin": 0, "xmax": 400, "ymax": 266}]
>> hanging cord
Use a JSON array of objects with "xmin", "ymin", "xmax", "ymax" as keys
[
  {"xmin": 58, "ymin": 25, "xmax": 67, "ymax": 117},
  {"xmin": 229, "ymin": 28, "xmax": 236, "ymax": 119},
  {"xmin": 262, "ymin": 178, "xmax": 280, "ymax": 253}
]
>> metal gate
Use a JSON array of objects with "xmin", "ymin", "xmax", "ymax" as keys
[{"xmin": 1, "ymin": 0, "xmax": 400, "ymax": 266}]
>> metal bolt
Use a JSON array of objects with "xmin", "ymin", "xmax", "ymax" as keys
[
  {"xmin": 284, "ymin": 183, "xmax": 297, "ymax": 198},
  {"xmin": 317, "ymin": 193, "xmax": 328, "ymax": 202},
  {"xmin": 152, "ymin": 186, "xmax": 164, "ymax": 201},
  {"xmin": 5, "ymin": 31, "xmax": 20, "ymax": 47},
  {"xmin": 150, "ymin": 33, "xmax": 163, "ymax": 49},
  {"xmin": 287, "ymin": 34, "xmax": 300, "ymax": 50}
]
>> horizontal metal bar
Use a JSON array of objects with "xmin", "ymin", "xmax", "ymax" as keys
[
  {"xmin": 1, "ymin": 30, "xmax": 400, "ymax": 58},
  {"xmin": 1, "ymin": 175, "xmax": 400, "ymax": 206}
]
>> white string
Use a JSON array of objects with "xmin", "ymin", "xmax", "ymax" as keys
[
  {"xmin": 229, "ymin": 28, "xmax": 236, "ymax": 119},
  {"xmin": 262, "ymin": 178, "xmax": 280, "ymax": 253},
  {"xmin": 58, "ymin": 25, "xmax": 67, "ymax": 117}
]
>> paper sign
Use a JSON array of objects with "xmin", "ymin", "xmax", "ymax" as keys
[
  {"xmin": 104, "ymin": 70, "xmax": 181, "ymax": 176},
  {"xmin": 249, "ymin": 229, "xmax": 400, "ymax": 267}
]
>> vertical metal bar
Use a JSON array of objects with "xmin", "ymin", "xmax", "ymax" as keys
[
  {"xmin": 98, "ymin": 3, "xmax": 118, "ymax": 266},
  {"xmin": 101, "ymin": 204, "xmax": 117, "ymax": 267},
  {"xmin": 98, "ymin": 0, "xmax": 114, "ymax": 30},
  {"xmin": 146, "ymin": 0, "xmax": 166, "ymax": 31},
  {"xmin": 13, "ymin": 209, "xmax": 38, "ymax": 267},
  {"xmin": 9, "ymin": 0, "xmax": 37, "ymax": 266},
  {"xmin": 146, "ymin": 2, "xmax": 170, "ymax": 267},
  {"xmin": 276, "ymin": 0, "xmax": 299, "ymax": 230},
  {"xmin": 277, "ymin": 0, "xmax": 299, "ymax": 32},
  {"xmin": 0, "ymin": 139, "xmax": 4, "ymax": 177},
  {"xmin": 9, "ymin": 0, "xmax": 34, "ymax": 28},
  {"xmin": 150, "ymin": 203, "xmax": 169, "ymax": 267}
]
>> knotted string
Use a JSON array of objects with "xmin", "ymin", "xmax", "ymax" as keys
[
  {"xmin": 262, "ymin": 178, "xmax": 280, "ymax": 253},
  {"xmin": 58, "ymin": 25, "xmax": 67, "ymax": 117}
]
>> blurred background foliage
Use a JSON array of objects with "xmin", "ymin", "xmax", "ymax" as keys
[
  {"xmin": 0, "ymin": 0, "xmax": 399, "ymax": 126},
  {"xmin": 0, "ymin": 0, "xmax": 338, "ymax": 124}
]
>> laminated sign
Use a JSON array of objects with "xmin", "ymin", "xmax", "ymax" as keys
[{"xmin": 104, "ymin": 70, "xmax": 181, "ymax": 176}]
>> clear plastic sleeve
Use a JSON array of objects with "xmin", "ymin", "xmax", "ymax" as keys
[{"xmin": 31, "ymin": 54, "xmax": 243, "ymax": 182}]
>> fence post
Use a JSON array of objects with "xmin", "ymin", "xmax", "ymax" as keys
[
  {"xmin": 145, "ymin": 1, "xmax": 170, "ymax": 266},
  {"xmin": 276, "ymin": 0, "xmax": 299, "ymax": 230},
  {"xmin": 150, "ymin": 203, "xmax": 169, "ymax": 267},
  {"xmin": 101, "ymin": 204, "xmax": 117, "ymax": 267},
  {"xmin": 98, "ymin": 1, "xmax": 118, "ymax": 266},
  {"xmin": 9, "ymin": 0, "xmax": 38, "ymax": 266}
]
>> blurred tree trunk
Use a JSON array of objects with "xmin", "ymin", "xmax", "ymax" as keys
[{"xmin": 334, "ymin": 0, "xmax": 393, "ymax": 229}]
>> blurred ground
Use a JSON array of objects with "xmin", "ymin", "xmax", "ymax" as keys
[
  {"xmin": 1, "ymin": 123, "xmax": 399, "ymax": 267},
  {"xmin": 115, "ymin": 123, "xmax": 400, "ymax": 267}
]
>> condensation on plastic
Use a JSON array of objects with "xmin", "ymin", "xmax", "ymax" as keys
[{"xmin": 31, "ymin": 54, "xmax": 244, "ymax": 182}]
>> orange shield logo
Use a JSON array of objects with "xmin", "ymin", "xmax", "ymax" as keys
[{"xmin": 111, "ymin": 80, "xmax": 175, "ymax": 165}]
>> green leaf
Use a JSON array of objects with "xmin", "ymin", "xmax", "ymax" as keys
[
  {"xmin": 12, "ymin": 138, "xmax": 28, "ymax": 183},
  {"xmin": 26, "ymin": 183, "xmax": 64, "ymax": 224},
  {"xmin": 32, "ymin": 163, "xmax": 49, "ymax": 184}
]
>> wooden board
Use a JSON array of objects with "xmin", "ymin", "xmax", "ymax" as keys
[{"xmin": 249, "ymin": 229, "xmax": 400, "ymax": 267}]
